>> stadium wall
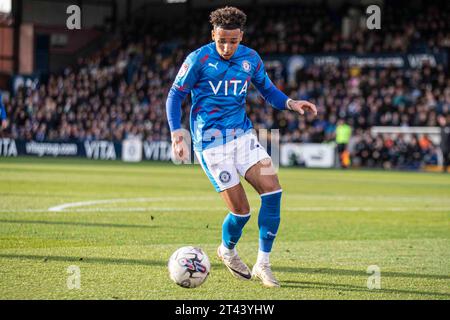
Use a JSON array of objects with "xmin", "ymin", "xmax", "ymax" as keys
[
  {"xmin": 0, "ymin": 138, "xmax": 335, "ymax": 168},
  {"xmin": 0, "ymin": 139, "xmax": 171, "ymax": 162}
]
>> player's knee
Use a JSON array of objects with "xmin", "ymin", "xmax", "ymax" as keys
[
  {"xmin": 260, "ymin": 181, "xmax": 282, "ymax": 195},
  {"xmin": 232, "ymin": 205, "xmax": 251, "ymax": 215}
]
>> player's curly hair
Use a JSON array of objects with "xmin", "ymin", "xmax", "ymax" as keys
[{"xmin": 209, "ymin": 6, "xmax": 247, "ymax": 30}]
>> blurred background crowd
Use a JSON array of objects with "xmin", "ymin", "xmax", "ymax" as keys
[{"xmin": 0, "ymin": 1, "xmax": 449, "ymax": 170}]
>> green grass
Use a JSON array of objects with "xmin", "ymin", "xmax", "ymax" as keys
[{"xmin": 0, "ymin": 157, "xmax": 449, "ymax": 299}]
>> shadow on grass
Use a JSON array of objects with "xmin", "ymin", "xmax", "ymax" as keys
[
  {"xmin": 282, "ymin": 280, "xmax": 450, "ymax": 298},
  {"xmin": 0, "ymin": 219, "xmax": 155, "ymax": 229},
  {"xmin": 0, "ymin": 219, "xmax": 220, "ymax": 231},
  {"xmin": 1, "ymin": 253, "xmax": 447, "ymax": 298},
  {"xmin": 276, "ymin": 266, "xmax": 450, "ymax": 281},
  {"xmin": 1, "ymin": 253, "xmax": 447, "ymax": 285},
  {"xmin": 0, "ymin": 253, "xmax": 167, "ymax": 267},
  {"xmin": 0, "ymin": 253, "xmax": 224, "ymax": 269}
]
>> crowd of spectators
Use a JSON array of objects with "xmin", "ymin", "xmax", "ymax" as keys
[
  {"xmin": 351, "ymin": 132, "xmax": 439, "ymax": 169},
  {"xmin": 0, "ymin": 2, "xmax": 449, "ymax": 170}
]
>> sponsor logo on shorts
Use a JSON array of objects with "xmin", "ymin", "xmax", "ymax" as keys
[{"xmin": 219, "ymin": 170, "xmax": 231, "ymax": 183}]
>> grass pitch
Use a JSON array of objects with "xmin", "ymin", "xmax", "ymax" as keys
[{"xmin": 0, "ymin": 157, "xmax": 449, "ymax": 299}]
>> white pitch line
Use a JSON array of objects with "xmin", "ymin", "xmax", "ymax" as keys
[
  {"xmin": 70, "ymin": 207, "xmax": 448, "ymax": 212},
  {"xmin": 285, "ymin": 194, "xmax": 450, "ymax": 203},
  {"xmin": 3, "ymin": 194, "xmax": 450, "ymax": 214},
  {"xmin": 0, "ymin": 207, "xmax": 449, "ymax": 214},
  {"xmin": 47, "ymin": 196, "xmax": 217, "ymax": 212},
  {"xmin": 286, "ymin": 207, "xmax": 450, "ymax": 212},
  {"xmin": 47, "ymin": 195, "xmax": 450, "ymax": 213},
  {"xmin": 0, "ymin": 195, "xmax": 448, "ymax": 214}
]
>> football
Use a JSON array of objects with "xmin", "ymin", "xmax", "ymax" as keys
[{"xmin": 168, "ymin": 246, "xmax": 211, "ymax": 288}]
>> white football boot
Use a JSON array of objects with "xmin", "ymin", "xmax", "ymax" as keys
[
  {"xmin": 217, "ymin": 246, "xmax": 252, "ymax": 280},
  {"xmin": 252, "ymin": 262, "xmax": 280, "ymax": 287}
]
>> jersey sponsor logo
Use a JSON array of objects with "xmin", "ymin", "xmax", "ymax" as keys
[
  {"xmin": 218, "ymin": 170, "xmax": 231, "ymax": 183},
  {"xmin": 208, "ymin": 62, "xmax": 219, "ymax": 70},
  {"xmin": 208, "ymin": 80, "xmax": 248, "ymax": 96},
  {"xmin": 242, "ymin": 60, "xmax": 251, "ymax": 73},
  {"xmin": 177, "ymin": 63, "xmax": 189, "ymax": 78}
]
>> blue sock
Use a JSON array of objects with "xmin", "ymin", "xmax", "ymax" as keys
[
  {"xmin": 258, "ymin": 190, "xmax": 282, "ymax": 253},
  {"xmin": 222, "ymin": 212, "xmax": 251, "ymax": 249}
]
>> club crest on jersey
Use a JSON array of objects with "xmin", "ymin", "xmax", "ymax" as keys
[
  {"xmin": 242, "ymin": 60, "xmax": 251, "ymax": 73},
  {"xmin": 177, "ymin": 63, "xmax": 189, "ymax": 78},
  {"xmin": 219, "ymin": 171, "xmax": 231, "ymax": 183}
]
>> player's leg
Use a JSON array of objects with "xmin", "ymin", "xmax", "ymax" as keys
[
  {"xmin": 234, "ymin": 132, "xmax": 282, "ymax": 287},
  {"xmin": 217, "ymin": 183, "xmax": 252, "ymax": 280},
  {"xmin": 216, "ymin": 183, "xmax": 252, "ymax": 279},
  {"xmin": 195, "ymin": 149, "xmax": 252, "ymax": 280},
  {"xmin": 219, "ymin": 183, "xmax": 251, "ymax": 254},
  {"xmin": 244, "ymin": 159, "xmax": 282, "ymax": 287}
]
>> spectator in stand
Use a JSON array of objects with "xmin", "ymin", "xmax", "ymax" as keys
[
  {"xmin": 407, "ymin": 135, "xmax": 423, "ymax": 169},
  {"xmin": 438, "ymin": 115, "xmax": 450, "ymax": 173},
  {"xmin": 0, "ymin": 2, "xmax": 448, "ymax": 171}
]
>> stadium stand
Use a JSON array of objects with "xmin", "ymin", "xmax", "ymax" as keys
[{"xmin": 0, "ymin": 1, "xmax": 449, "ymax": 170}]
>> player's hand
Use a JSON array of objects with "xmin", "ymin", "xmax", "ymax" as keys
[
  {"xmin": 1, "ymin": 120, "xmax": 7, "ymax": 130},
  {"xmin": 287, "ymin": 99, "xmax": 317, "ymax": 117},
  {"xmin": 171, "ymin": 130, "xmax": 190, "ymax": 163}
]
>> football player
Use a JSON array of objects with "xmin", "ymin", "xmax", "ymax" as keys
[{"xmin": 166, "ymin": 6, "xmax": 317, "ymax": 287}]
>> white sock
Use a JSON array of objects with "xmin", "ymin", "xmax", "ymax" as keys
[
  {"xmin": 256, "ymin": 250, "xmax": 270, "ymax": 265},
  {"xmin": 220, "ymin": 243, "xmax": 236, "ymax": 256}
]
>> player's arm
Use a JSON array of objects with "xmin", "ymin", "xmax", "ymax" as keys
[
  {"xmin": 251, "ymin": 53, "xmax": 317, "ymax": 116},
  {"xmin": 166, "ymin": 52, "xmax": 200, "ymax": 161},
  {"xmin": 0, "ymin": 93, "xmax": 7, "ymax": 130}
]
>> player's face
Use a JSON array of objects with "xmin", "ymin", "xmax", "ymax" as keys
[{"xmin": 211, "ymin": 27, "xmax": 243, "ymax": 60}]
